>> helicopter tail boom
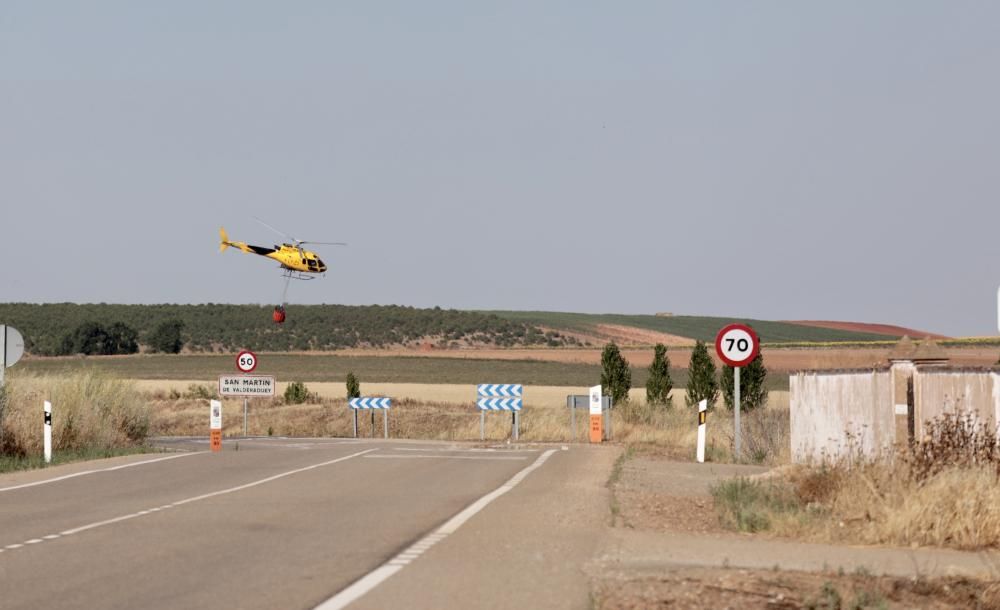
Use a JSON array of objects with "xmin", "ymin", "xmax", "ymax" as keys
[{"xmin": 219, "ymin": 227, "xmax": 254, "ymax": 254}]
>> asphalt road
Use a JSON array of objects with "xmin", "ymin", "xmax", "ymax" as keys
[{"xmin": 0, "ymin": 437, "xmax": 616, "ymax": 610}]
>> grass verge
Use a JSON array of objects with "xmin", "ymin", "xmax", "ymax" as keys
[
  {"xmin": 1, "ymin": 371, "xmax": 151, "ymax": 465},
  {"xmin": 606, "ymin": 445, "xmax": 633, "ymax": 525},
  {"xmin": 0, "ymin": 445, "xmax": 161, "ymax": 474}
]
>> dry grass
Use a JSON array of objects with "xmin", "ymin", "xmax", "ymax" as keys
[
  {"xmin": 145, "ymin": 384, "xmax": 790, "ymax": 465},
  {"xmin": 1, "ymin": 372, "xmax": 149, "ymax": 457},
  {"xmin": 137, "ymin": 379, "xmax": 789, "ymax": 413},
  {"xmin": 716, "ymin": 413, "xmax": 1000, "ymax": 550}
]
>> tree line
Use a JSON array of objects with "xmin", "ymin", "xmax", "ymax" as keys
[
  {"xmin": 600, "ymin": 339, "xmax": 768, "ymax": 412},
  {"xmin": 0, "ymin": 303, "xmax": 576, "ymax": 355}
]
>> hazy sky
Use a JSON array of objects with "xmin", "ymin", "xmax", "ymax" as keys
[{"xmin": 2, "ymin": 2, "xmax": 998, "ymax": 336}]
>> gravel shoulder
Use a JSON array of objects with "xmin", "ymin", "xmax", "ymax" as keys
[{"xmin": 595, "ymin": 453, "xmax": 1000, "ymax": 609}]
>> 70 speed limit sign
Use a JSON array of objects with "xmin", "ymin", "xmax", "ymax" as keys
[{"xmin": 715, "ymin": 324, "xmax": 760, "ymax": 367}]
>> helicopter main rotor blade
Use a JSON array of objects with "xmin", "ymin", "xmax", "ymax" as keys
[
  {"xmin": 253, "ymin": 216, "xmax": 299, "ymax": 243},
  {"xmin": 253, "ymin": 216, "xmax": 345, "ymax": 247}
]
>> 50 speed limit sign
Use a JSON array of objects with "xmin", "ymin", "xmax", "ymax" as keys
[
  {"xmin": 714, "ymin": 324, "xmax": 760, "ymax": 367},
  {"xmin": 236, "ymin": 350, "xmax": 258, "ymax": 373}
]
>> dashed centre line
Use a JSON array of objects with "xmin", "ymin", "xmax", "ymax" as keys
[
  {"xmin": 0, "ymin": 452, "xmax": 198, "ymax": 493},
  {"xmin": 0, "ymin": 448, "xmax": 376, "ymax": 557}
]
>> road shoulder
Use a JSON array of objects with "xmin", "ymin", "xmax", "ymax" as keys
[{"xmin": 349, "ymin": 444, "xmax": 621, "ymax": 610}]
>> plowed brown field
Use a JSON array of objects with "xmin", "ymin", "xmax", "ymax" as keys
[
  {"xmin": 785, "ymin": 320, "xmax": 950, "ymax": 339},
  {"xmin": 334, "ymin": 345, "xmax": 999, "ymax": 371}
]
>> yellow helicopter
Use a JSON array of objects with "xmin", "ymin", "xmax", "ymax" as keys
[{"xmin": 218, "ymin": 219, "xmax": 346, "ymax": 280}]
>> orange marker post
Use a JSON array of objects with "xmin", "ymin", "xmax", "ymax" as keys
[
  {"xmin": 588, "ymin": 385, "xmax": 603, "ymax": 443},
  {"xmin": 210, "ymin": 399, "xmax": 222, "ymax": 453}
]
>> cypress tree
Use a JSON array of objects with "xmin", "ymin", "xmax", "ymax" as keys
[
  {"xmin": 600, "ymin": 342, "xmax": 632, "ymax": 405},
  {"xmin": 346, "ymin": 372, "xmax": 361, "ymax": 401},
  {"xmin": 685, "ymin": 340, "xmax": 719, "ymax": 408},
  {"xmin": 721, "ymin": 353, "xmax": 768, "ymax": 411},
  {"xmin": 645, "ymin": 343, "xmax": 673, "ymax": 408}
]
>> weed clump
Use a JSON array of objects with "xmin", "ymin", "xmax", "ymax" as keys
[
  {"xmin": 902, "ymin": 411, "xmax": 1000, "ymax": 482},
  {"xmin": 711, "ymin": 478, "xmax": 801, "ymax": 533}
]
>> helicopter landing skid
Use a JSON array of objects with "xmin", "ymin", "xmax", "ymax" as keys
[{"xmin": 280, "ymin": 269, "xmax": 320, "ymax": 281}]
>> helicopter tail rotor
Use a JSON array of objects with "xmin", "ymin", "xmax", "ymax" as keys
[{"xmin": 219, "ymin": 227, "xmax": 230, "ymax": 253}]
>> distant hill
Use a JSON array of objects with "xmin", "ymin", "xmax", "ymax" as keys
[
  {"xmin": 0, "ymin": 304, "xmax": 578, "ymax": 355},
  {"xmin": 0, "ymin": 303, "xmax": 938, "ymax": 356},
  {"xmin": 486, "ymin": 311, "xmax": 915, "ymax": 344}
]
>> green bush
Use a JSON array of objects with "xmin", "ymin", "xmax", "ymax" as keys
[
  {"xmin": 147, "ymin": 319, "xmax": 185, "ymax": 354},
  {"xmin": 59, "ymin": 321, "xmax": 139, "ymax": 355},
  {"xmin": 284, "ymin": 381, "xmax": 311, "ymax": 404}
]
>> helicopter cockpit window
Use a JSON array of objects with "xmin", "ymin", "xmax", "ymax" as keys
[{"xmin": 307, "ymin": 259, "xmax": 317, "ymax": 267}]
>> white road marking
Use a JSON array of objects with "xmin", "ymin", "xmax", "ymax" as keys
[
  {"xmin": 363, "ymin": 455, "xmax": 528, "ymax": 461},
  {"xmin": 394, "ymin": 447, "xmax": 539, "ymax": 454},
  {"xmin": 315, "ymin": 448, "xmax": 557, "ymax": 610},
  {"xmin": 1, "ymin": 448, "xmax": 376, "ymax": 556},
  {"xmin": 0, "ymin": 452, "xmax": 198, "ymax": 493}
]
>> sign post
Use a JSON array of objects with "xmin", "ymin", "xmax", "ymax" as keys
[
  {"xmin": 236, "ymin": 350, "xmax": 258, "ymax": 436},
  {"xmin": 210, "ymin": 399, "xmax": 222, "ymax": 452},
  {"xmin": 589, "ymin": 385, "xmax": 603, "ymax": 443},
  {"xmin": 568, "ymin": 394, "xmax": 611, "ymax": 441},
  {"xmin": 349, "ymin": 397, "xmax": 392, "ymax": 438},
  {"xmin": 0, "ymin": 325, "xmax": 25, "ymax": 388},
  {"xmin": 220, "ymin": 365, "xmax": 275, "ymax": 437},
  {"xmin": 43, "ymin": 400, "xmax": 52, "ymax": 464},
  {"xmin": 476, "ymin": 384, "xmax": 523, "ymax": 441},
  {"xmin": 715, "ymin": 324, "xmax": 760, "ymax": 461}
]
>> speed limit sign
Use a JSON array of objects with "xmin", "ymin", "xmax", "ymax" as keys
[
  {"xmin": 715, "ymin": 323, "xmax": 759, "ymax": 461},
  {"xmin": 715, "ymin": 324, "xmax": 759, "ymax": 367},
  {"xmin": 236, "ymin": 350, "xmax": 258, "ymax": 373}
]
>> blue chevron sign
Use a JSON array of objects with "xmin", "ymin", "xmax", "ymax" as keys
[
  {"xmin": 349, "ymin": 397, "xmax": 391, "ymax": 410},
  {"xmin": 477, "ymin": 397, "xmax": 523, "ymax": 411},
  {"xmin": 477, "ymin": 384, "xmax": 523, "ymax": 397}
]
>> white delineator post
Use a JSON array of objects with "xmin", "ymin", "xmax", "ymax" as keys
[
  {"xmin": 44, "ymin": 400, "xmax": 52, "ymax": 464},
  {"xmin": 696, "ymin": 399, "xmax": 707, "ymax": 463}
]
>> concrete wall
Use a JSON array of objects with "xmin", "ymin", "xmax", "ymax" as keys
[
  {"xmin": 912, "ymin": 369, "xmax": 999, "ymax": 439},
  {"xmin": 790, "ymin": 370, "xmax": 893, "ymax": 463}
]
